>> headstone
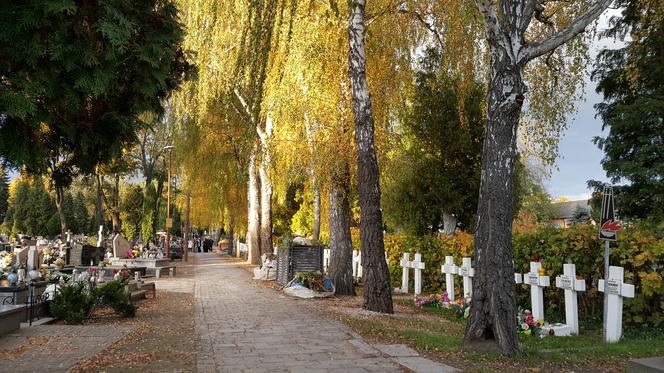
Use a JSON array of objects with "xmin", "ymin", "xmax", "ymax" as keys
[
  {"xmin": 458, "ymin": 257, "xmax": 474, "ymax": 298},
  {"xmin": 69, "ymin": 244, "xmax": 83, "ymax": 267},
  {"xmin": 112, "ymin": 234, "xmax": 131, "ymax": 258},
  {"xmin": 554, "ymin": 263, "xmax": 586, "ymax": 335},
  {"xmin": 13, "ymin": 247, "xmax": 27, "ymax": 268},
  {"xmin": 599, "ymin": 265, "xmax": 635, "ymax": 342},
  {"xmin": 400, "ymin": 252, "xmax": 411, "ymax": 293},
  {"xmin": 515, "ymin": 273, "xmax": 523, "ymax": 284},
  {"xmin": 441, "ymin": 256, "xmax": 458, "ymax": 302},
  {"xmin": 27, "ymin": 246, "xmax": 39, "ymax": 271},
  {"xmin": 410, "ymin": 253, "xmax": 425, "ymax": 296},
  {"xmin": 524, "ymin": 261, "xmax": 550, "ymax": 321},
  {"xmin": 72, "ymin": 268, "xmax": 79, "ymax": 282}
]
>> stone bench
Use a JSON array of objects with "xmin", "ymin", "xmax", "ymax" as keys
[
  {"xmin": 152, "ymin": 266, "xmax": 176, "ymax": 279},
  {"xmin": 0, "ymin": 305, "xmax": 26, "ymax": 335}
]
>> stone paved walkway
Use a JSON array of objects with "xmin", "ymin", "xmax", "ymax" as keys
[{"xmin": 193, "ymin": 253, "xmax": 403, "ymax": 373}]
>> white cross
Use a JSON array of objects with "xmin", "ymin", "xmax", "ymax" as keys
[
  {"xmin": 599, "ymin": 266, "xmax": 635, "ymax": 342},
  {"xmin": 458, "ymin": 257, "xmax": 474, "ymax": 299},
  {"xmin": 97, "ymin": 225, "xmax": 104, "ymax": 247},
  {"xmin": 357, "ymin": 252, "xmax": 363, "ymax": 278},
  {"xmin": 400, "ymin": 252, "xmax": 410, "ymax": 293},
  {"xmin": 554, "ymin": 263, "xmax": 586, "ymax": 335},
  {"xmin": 525, "ymin": 261, "xmax": 550, "ymax": 321},
  {"xmin": 441, "ymin": 256, "xmax": 458, "ymax": 302},
  {"xmin": 410, "ymin": 253, "xmax": 425, "ymax": 295}
]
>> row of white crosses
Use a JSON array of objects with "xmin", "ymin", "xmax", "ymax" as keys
[
  {"xmin": 322, "ymin": 249, "xmax": 388, "ymax": 279},
  {"xmin": 399, "ymin": 253, "xmax": 635, "ymax": 342}
]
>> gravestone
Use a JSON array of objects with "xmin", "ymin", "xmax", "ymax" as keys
[
  {"xmin": 410, "ymin": 253, "xmax": 425, "ymax": 296},
  {"xmin": 599, "ymin": 265, "xmax": 635, "ymax": 342},
  {"xmin": 459, "ymin": 257, "xmax": 474, "ymax": 298},
  {"xmin": 525, "ymin": 261, "xmax": 550, "ymax": 321},
  {"xmin": 112, "ymin": 234, "xmax": 131, "ymax": 258},
  {"xmin": 27, "ymin": 246, "xmax": 39, "ymax": 271},
  {"xmin": 13, "ymin": 247, "xmax": 27, "ymax": 268},
  {"xmin": 352, "ymin": 250, "xmax": 360, "ymax": 278},
  {"xmin": 441, "ymin": 256, "xmax": 458, "ymax": 302},
  {"xmin": 400, "ymin": 252, "xmax": 410, "ymax": 293},
  {"xmin": 81, "ymin": 245, "xmax": 105, "ymax": 266},
  {"xmin": 323, "ymin": 248, "xmax": 330, "ymax": 272},
  {"xmin": 69, "ymin": 244, "xmax": 83, "ymax": 266},
  {"xmin": 554, "ymin": 263, "xmax": 586, "ymax": 335}
]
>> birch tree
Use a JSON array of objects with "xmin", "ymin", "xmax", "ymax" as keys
[
  {"xmin": 348, "ymin": 0, "xmax": 393, "ymax": 313},
  {"xmin": 465, "ymin": 0, "xmax": 613, "ymax": 355}
]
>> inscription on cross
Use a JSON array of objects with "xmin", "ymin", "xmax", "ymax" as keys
[{"xmin": 458, "ymin": 257, "xmax": 474, "ymax": 298}]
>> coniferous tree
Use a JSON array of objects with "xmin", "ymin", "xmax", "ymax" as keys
[
  {"xmin": 0, "ymin": 165, "xmax": 9, "ymax": 226},
  {"xmin": 591, "ymin": 0, "xmax": 664, "ymax": 220},
  {"xmin": 72, "ymin": 192, "xmax": 89, "ymax": 234}
]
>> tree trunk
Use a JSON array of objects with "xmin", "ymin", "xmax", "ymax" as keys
[
  {"xmin": 111, "ymin": 174, "xmax": 122, "ymax": 233},
  {"xmin": 247, "ymin": 143, "xmax": 261, "ymax": 265},
  {"xmin": 259, "ymin": 144, "xmax": 272, "ymax": 256},
  {"xmin": 328, "ymin": 167, "xmax": 355, "ymax": 296},
  {"xmin": 184, "ymin": 190, "xmax": 191, "ymax": 261},
  {"xmin": 54, "ymin": 186, "xmax": 68, "ymax": 237},
  {"xmin": 442, "ymin": 212, "xmax": 457, "ymax": 236},
  {"xmin": 95, "ymin": 174, "xmax": 104, "ymax": 231},
  {"xmin": 463, "ymin": 51, "xmax": 524, "ymax": 356},
  {"xmin": 347, "ymin": 0, "xmax": 393, "ymax": 313},
  {"xmin": 312, "ymin": 179, "xmax": 321, "ymax": 241}
]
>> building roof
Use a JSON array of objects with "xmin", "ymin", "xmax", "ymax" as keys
[{"xmin": 551, "ymin": 199, "xmax": 591, "ymax": 219}]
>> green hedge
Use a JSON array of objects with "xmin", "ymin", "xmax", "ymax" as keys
[{"xmin": 383, "ymin": 223, "xmax": 664, "ymax": 328}]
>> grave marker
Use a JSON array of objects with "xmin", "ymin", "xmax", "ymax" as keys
[
  {"xmin": 400, "ymin": 252, "xmax": 410, "ymax": 293},
  {"xmin": 27, "ymin": 246, "xmax": 39, "ymax": 271},
  {"xmin": 599, "ymin": 266, "xmax": 635, "ymax": 342},
  {"xmin": 411, "ymin": 253, "xmax": 425, "ymax": 295},
  {"xmin": 554, "ymin": 263, "xmax": 586, "ymax": 335},
  {"xmin": 459, "ymin": 257, "xmax": 474, "ymax": 298},
  {"xmin": 525, "ymin": 261, "xmax": 550, "ymax": 321},
  {"xmin": 441, "ymin": 256, "xmax": 458, "ymax": 302}
]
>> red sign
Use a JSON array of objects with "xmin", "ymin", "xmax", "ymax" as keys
[{"xmin": 601, "ymin": 219, "xmax": 621, "ymax": 232}]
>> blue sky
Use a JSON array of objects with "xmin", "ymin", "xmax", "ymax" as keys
[{"xmin": 544, "ymin": 10, "xmax": 621, "ymax": 200}]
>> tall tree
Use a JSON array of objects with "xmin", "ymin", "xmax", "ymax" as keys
[
  {"xmin": 0, "ymin": 165, "xmax": 9, "ymax": 226},
  {"xmin": 591, "ymin": 0, "xmax": 664, "ymax": 221},
  {"xmin": 465, "ymin": 0, "xmax": 613, "ymax": 355},
  {"xmin": 0, "ymin": 0, "xmax": 190, "ymax": 201},
  {"xmin": 72, "ymin": 191, "xmax": 89, "ymax": 234},
  {"xmin": 348, "ymin": 0, "xmax": 393, "ymax": 313}
]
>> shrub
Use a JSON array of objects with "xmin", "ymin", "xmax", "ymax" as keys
[
  {"xmin": 50, "ymin": 283, "xmax": 94, "ymax": 324},
  {"xmin": 91, "ymin": 279, "xmax": 136, "ymax": 317}
]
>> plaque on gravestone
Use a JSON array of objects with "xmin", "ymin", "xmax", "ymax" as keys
[
  {"xmin": 559, "ymin": 275, "xmax": 573, "ymax": 290},
  {"xmin": 528, "ymin": 273, "xmax": 539, "ymax": 286},
  {"xmin": 69, "ymin": 244, "xmax": 83, "ymax": 267},
  {"xmin": 607, "ymin": 279, "xmax": 621, "ymax": 295},
  {"xmin": 459, "ymin": 267, "xmax": 469, "ymax": 277}
]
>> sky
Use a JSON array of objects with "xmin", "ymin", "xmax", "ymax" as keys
[{"xmin": 544, "ymin": 10, "xmax": 623, "ymax": 201}]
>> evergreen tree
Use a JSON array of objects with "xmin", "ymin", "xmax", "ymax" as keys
[
  {"xmin": 591, "ymin": 0, "xmax": 664, "ymax": 220},
  {"xmin": 0, "ymin": 0, "xmax": 191, "ymax": 187},
  {"xmin": 9, "ymin": 180, "xmax": 31, "ymax": 235},
  {"xmin": 0, "ymin": 165, "xmax": 9, "ymax": 225},
  {"xmin": 63, "ymin": 192, "xmax": 75, "ymax": 233},
  {"xmin": 121, "ymin": 184, "xmax": 144, "ymax": 240},
  {"xmin": 383, "ymin": 47, "xmax": 485, "ymax": 235},
  {"xmin": 569, "ymin": 205, "xmax": 591, "ymax": 225}
]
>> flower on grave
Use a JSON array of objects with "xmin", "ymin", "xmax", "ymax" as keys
[{"xmin": 521, "ymin": 323, "xmax": 529, "ymax": 330}]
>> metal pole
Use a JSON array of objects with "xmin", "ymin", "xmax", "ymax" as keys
[
  {"xmin": 603, "ymin": 240, "xmax": 609, "ymax": 339},
  {"xmin": 166, "ymin": 148, "xmax": 172, "ymax": 259}
]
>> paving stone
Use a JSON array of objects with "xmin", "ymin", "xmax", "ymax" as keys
[
  {"xmin": 395, "ymin": 356, "xmax": 460, "ymax": 373},
  {"xmin": 374, "ymin": 343, "xmax": 420, "ymax": 357},
  {"xmin": 628, "ymin": 357, "xmax": 664, "ymax": 373}
]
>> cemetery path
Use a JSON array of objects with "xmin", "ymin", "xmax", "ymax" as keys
[{"xmin": 193, "ymin": 253, "xmax": 404, "ymax": 373}]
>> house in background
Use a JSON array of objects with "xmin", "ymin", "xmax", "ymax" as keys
[{"xmin": 550, "ymin": 199, "xmax": 593, "ymax": 228}]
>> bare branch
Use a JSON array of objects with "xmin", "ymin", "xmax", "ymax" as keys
[{"xmin": 521, "ymin": 0, "xmax": 613, "ymax": 62}]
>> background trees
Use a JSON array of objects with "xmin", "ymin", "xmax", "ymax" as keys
[{"xmin": 592, "ymin": 0, "xmax": 664, "ymax": 221}]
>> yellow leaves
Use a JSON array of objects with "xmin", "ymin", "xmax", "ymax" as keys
[{"xmin": 638, "ymin": 271, "xmax": 663, "ymax": 297}]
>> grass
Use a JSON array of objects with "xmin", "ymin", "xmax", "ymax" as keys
[{"xmin": 332, "ymin": 293, "xmax": 664, "ymax": 372}]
